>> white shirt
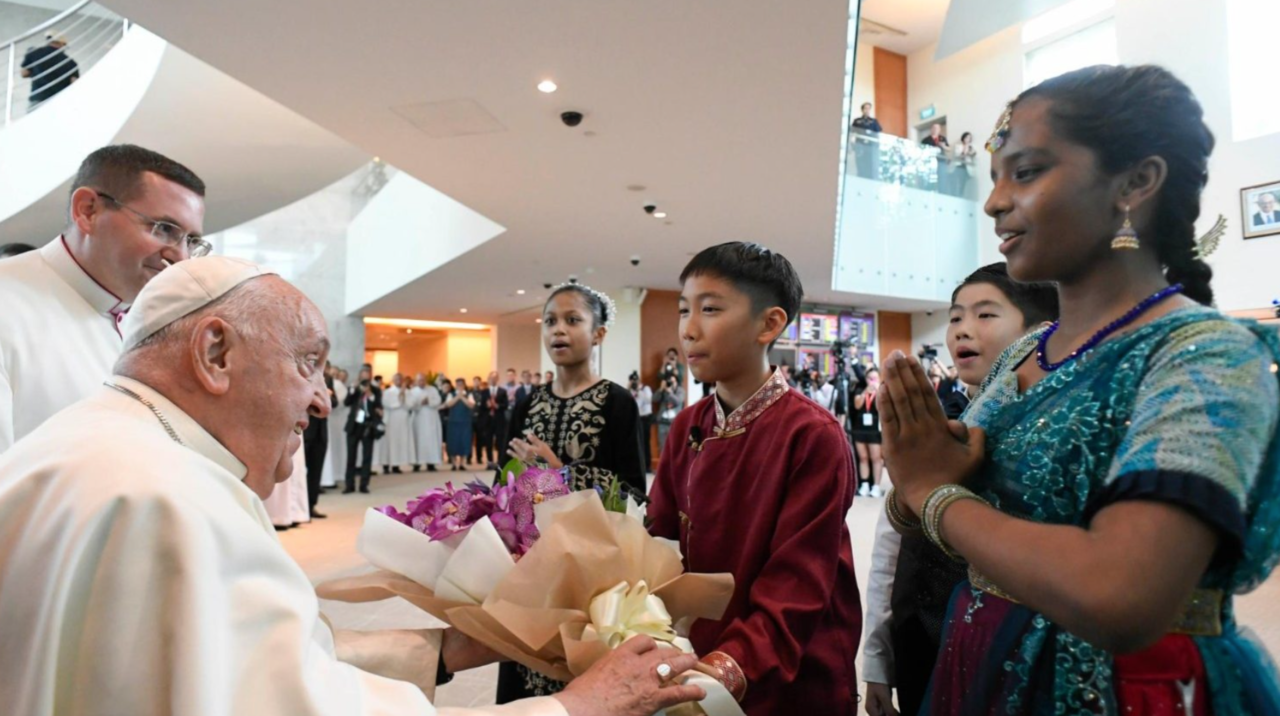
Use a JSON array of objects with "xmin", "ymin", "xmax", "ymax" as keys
[
  {"xmin": 815, "ymin": 383, "xmax": 837, "ymax": 415},
  {"xmin": 0, "ymin": 237, "xmax": 127, "ymax": 452},
  {"xmin": 632, "ymin": 385, "xmax": 653, "ymax": 418},
  {"xmin": 861, "ymin": 507, "xmax": 902, "ymax": 685},
  {"xmin": 0, "ymin": 376, "xmax": 566, "ymax": 716}
]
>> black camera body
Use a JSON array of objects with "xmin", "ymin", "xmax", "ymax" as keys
[{"xmin": 918, "ymin": 343, "xmax": 939, "ymax": 361}]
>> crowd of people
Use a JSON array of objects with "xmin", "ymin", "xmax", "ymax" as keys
[
  {"xmin": 850, "ymin": 102, "xmax": 978, "ymax": 196},
  {"xmin": 1, "ymin": 63, "xmax": 1280, "ymax": 716}
]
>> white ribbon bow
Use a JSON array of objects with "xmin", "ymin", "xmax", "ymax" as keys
[{"xmin": 583, "ymin": 580, "xmax": 694, "ymax": 653}]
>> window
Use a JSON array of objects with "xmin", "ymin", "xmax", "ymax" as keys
[
  {"xmin": 1021, "ymin": 0, "xmax": 1117, "ymax": 90},
  {"xmin": 1227, "ymin": 0, "xmax": 1280, "ymax": 142},
  {"xmin": 1023, "ymin": 18, "xmax": 1117, "ymax": 89}
]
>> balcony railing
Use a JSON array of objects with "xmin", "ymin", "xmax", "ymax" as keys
[
  {"xmin": 3, "ymin": 1, "xmax": 129, "ymax": 127},
  {"xmin": 848, "ymin": 129, "xmax": 979, "ymax": 201}
]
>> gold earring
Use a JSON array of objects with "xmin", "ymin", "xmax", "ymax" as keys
[{"xmin": 1112, "ymin": 205, "xmax": 1140, "ymax": 250}]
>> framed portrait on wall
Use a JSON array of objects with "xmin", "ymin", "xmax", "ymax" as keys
[{"xmin": 1242, "ymin": 181, "xmax": 1280, "ymax": 240}]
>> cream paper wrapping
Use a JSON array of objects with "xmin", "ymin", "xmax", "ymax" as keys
[{"xmin": 318, "ymin": 491, "xmax": 741, "ymax": 715}]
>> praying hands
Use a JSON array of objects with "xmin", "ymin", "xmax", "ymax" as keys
[{"xmin": 876, "ymin": 351, "xmax": 985, "ymax": 516}]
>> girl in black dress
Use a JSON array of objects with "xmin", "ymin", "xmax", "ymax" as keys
[
  {"xmin": 495, "ymin": 283, "xmax": 646, "ymax": 703},
  {"xmin": 850, "ymin": 367, "xmax": 885, "ymax": 497}
]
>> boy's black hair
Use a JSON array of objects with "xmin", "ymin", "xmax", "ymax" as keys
[
  {"xmin": 680, "ymin": 242, "xmax": 804, "ymax": 347},
  {"xmin": 951, "ymin": 262, "xmax": 1059, "ymax": 329}
]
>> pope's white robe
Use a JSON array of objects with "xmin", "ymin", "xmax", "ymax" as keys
[
  {"xmin": 382, "ymin": 385, "xmax": 415, "ymax": 467},
  {"xmin": 323, "ymin": 379, "xmax": 349, "ymax": 487},
  {"xmin": 0, "ymin": 377, "xmax": 566, "ymax": 716},
  {"xmin": 0, "ymin": 237, "xmax": 126, "ymax": 453},
  {"xmin": 410, "ymin": 385, "xmax": 443, "ymax": 466}
]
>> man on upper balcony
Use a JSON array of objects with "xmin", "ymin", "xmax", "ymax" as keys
[
  {"xmin": 0, "ymin": 144, "xmax": 208, "ymax": 452},
  {"xmin": 850, "ymin": 102, "xmax": 883, "ymax": 180},
  {"xmin": 21, "ymin": 32, "xmax": 80, "ymax": 111}
]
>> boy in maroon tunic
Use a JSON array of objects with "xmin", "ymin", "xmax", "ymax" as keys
[{"xmin": 648, "ymin": 242, "xmax": 861, "ymax": 714}]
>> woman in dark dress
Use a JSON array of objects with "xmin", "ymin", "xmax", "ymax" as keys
[
  {"xmin": 495, "ymin": 283, "xmax": 646, "ymax": 703},
  {"xmin": 850, "ymin": 367, "xmax": 885, "ymax": 497},
  {"xmin": 444, "ymin": 377, "xmax": 475, "ymax": 472}
]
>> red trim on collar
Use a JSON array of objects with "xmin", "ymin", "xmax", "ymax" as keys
[{"xmin": 60, "ymin": 235, "xmax": 124, "ymax": 308}]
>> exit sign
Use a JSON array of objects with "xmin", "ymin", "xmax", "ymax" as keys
[{"xmin": 920, "ymin": 105, "xmax": 936, "ymax": 120}]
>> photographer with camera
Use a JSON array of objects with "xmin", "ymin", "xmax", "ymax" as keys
[
  {"xmin": 343, "ymin": 367, "xmax": 383, "ymax": 494},
  {"xmin": 658, "ymin": 347, "xmax": 685, "ymax": 390},
  {"xmin": 654, "ymin": 373, "xmax": 685, "ymax": 464},
  {"xmin": 628, "ymin": 371, "xmax": 654, "ymax": 473}
]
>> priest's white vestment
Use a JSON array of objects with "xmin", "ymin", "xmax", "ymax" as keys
[
  {"xmin": 410, "ymin": 385, "xmax": 444, "ymax": 466},
  {"xmin": 265, "ymin": 445, "xmax": 311, "ymax": 526},
  {"xmin": 0, "ymin": 377, "xmax": 566, "ymax": 716},
  {"xmin": 323, "ymin": 378, "xmax": 349, "ymax": 487},
  {"xmin": 0, "ymin": 237, "xmax": 126, "ymax": 453},
  {"xmin": 382, "ymin": 385, "xmax": 415, "ymax": 467}
]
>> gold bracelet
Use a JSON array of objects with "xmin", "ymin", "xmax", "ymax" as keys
[
  {"xmin": 921, "ymin": 484, "xmax": 989, "ymax": 562},
  {"xmin": 884, "ymin": 488, "xmax": 922, "ymax": 534}
]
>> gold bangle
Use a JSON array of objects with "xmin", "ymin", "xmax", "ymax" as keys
[
  {"xmin": 884, "ymin": 488, "xmax": 922, "ymax": 534},
  {"xmin": 921, "ymin": 484, "xmax": 989, "ymax": 562}
]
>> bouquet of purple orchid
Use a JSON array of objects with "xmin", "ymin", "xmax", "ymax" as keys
[{"xmin": 376, "ymin": 465, "xmax": 572, "ymax": 558}]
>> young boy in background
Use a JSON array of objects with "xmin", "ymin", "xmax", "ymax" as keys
[{"xmin": 862, "ymin": 262, "xmax": 1058, "ymax": 716}]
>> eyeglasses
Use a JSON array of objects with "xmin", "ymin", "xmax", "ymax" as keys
[{"xmin": 95, "ymin": 191, "xmax": 212, "ymax": 258}]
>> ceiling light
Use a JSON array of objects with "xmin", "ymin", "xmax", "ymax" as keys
[
  {"xmin": 406, "ymin": 329, "xmax": 413, "ymax": 334},
  {"xmin": 653, "ymin": 211, "xmax": 668, "ymax": 219},
  {"xmin": 363, "ymin": 317, "xmax": 489, "ymax": 331},
  {"xmin": 460, "ymin": 308, "xmax": 468, "ymax": 314},
  {"xmin": 517, "ymin": 289, "xmax": 526, "ymax": 295},
  {"xmin": 537, "ymin": 80, "xmax": 558, "ymax": 93}
]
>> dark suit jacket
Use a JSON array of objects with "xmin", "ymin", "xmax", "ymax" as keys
[
  {"xmin": 344, "ymin": 386, "xmax": 383, "ymax": 438},
  {"xmin": 1253, "ymin": 210, "xmax": 1280, "ymax": 227},
  {"xmin": 514, "ymin": 385, "xmax": 529, "ymax": 409},
  {"xmin": 473, "ymin": 388, "xmax": 493, "ymax": 425},
  {"xmin": 493, "ymin": 386, "xmax": 510, "ymax": 417},
  {"xmin": 304, "ymin": 374, "xmax": 337, "ymax": 440}
]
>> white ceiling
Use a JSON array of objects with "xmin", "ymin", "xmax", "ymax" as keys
[
  {"xmin": 102, "ymin": 0, "xmax": 936, "ymax": 323},
  {"xmin": 858, "ymin": 0, "xmax": 950, "ymax": 55}
]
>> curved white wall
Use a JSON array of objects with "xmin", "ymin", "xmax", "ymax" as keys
[{"xmin": 0, "ymin": 27, "xmax": 165, "ymax": 223}]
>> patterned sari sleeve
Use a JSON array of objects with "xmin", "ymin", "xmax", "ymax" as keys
[{"xmin": 1091, "ymin": 320, "xmax": 1280, "ymax": 558}]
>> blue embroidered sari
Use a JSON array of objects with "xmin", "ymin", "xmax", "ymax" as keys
[{"xmin": 927, "ymin": 306, "xmax": 1280, "ymax": 715}]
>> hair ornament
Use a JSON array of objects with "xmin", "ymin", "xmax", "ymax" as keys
[
  {"xmin": 985, "ymin": 102, "xmax": 1014, "ymax": 154},
  {"xmin": 1193, "ymin": 214, "xmax": 1226, "ymax": 260},
  {"xmin": 550, "ymin": 282, "xmax": 618, "ymax": 329}
]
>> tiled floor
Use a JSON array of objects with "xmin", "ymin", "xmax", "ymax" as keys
[{"xmin": 286, "ymin": 468, "xmax": 1280, "ymax": 710}]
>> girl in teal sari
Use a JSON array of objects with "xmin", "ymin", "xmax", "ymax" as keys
[{"xmin": 878, "ymin": 65, "xmax": 1280, "ymax": 715}]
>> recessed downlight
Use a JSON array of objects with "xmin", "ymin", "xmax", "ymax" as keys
[
  {"xmin": 537, "ymin": 80, "xmax": 558, "ymax": 93},
  {"xmin": 460, "ymin": 308, "xmax": 469, "ymax": 314},
  {"xmin": 517, "ymin": 289, "xmax": 526, "ymax": 295},
  {"xmin": 653, "ymin": 211, "xmax": 668, "ymax": 219}
]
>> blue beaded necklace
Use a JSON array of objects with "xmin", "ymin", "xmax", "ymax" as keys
[{"xmin": 1036, "ymin": 283, "xmax": 1185, "ymax": 372}]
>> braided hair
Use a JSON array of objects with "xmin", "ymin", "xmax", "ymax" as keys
[{"xmin": 1016, "ymin": 65, "xmax": 1216, "ymax": 305}]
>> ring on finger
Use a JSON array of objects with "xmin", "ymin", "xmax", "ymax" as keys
[{"xmin": 655, "ymin": 662, "xmax": 673, "ymax": 682}]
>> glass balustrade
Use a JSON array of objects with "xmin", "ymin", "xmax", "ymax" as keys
[{"xmin": 848, "ymin": 129, "xmax": 980, "ymax": 201}]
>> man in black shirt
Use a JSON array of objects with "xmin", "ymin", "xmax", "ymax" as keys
[
  {"xmin": 850, "ymin": 102, "xmax": 883, "ymax": 179},
  {"xmin": 851, "ymin": 102, "xmax": 882, "ymax": 134},
  {"xmin": 21, "ymin": 34, "xmax": 80, "ymax": 110}
]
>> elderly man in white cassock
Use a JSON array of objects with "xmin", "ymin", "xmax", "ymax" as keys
[
  {"xmin": 0, "ymin": 256, "xmax": 704, "ymax": 716},
  {"xmin": 0, "ymin": 144, "xmax": 207, "ymax": 453}
]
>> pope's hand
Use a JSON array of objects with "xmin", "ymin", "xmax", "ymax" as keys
[
  {"xmin": 441, "ymin": 629, "xmax": 505, "ymax": 673},
  {"xmin": 554, "ymin": 636, "xmax": 705, "ymax": 716},
  {"xmin": 877, "ymin": 351, "xmax": 985, "ymax": 515}
]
